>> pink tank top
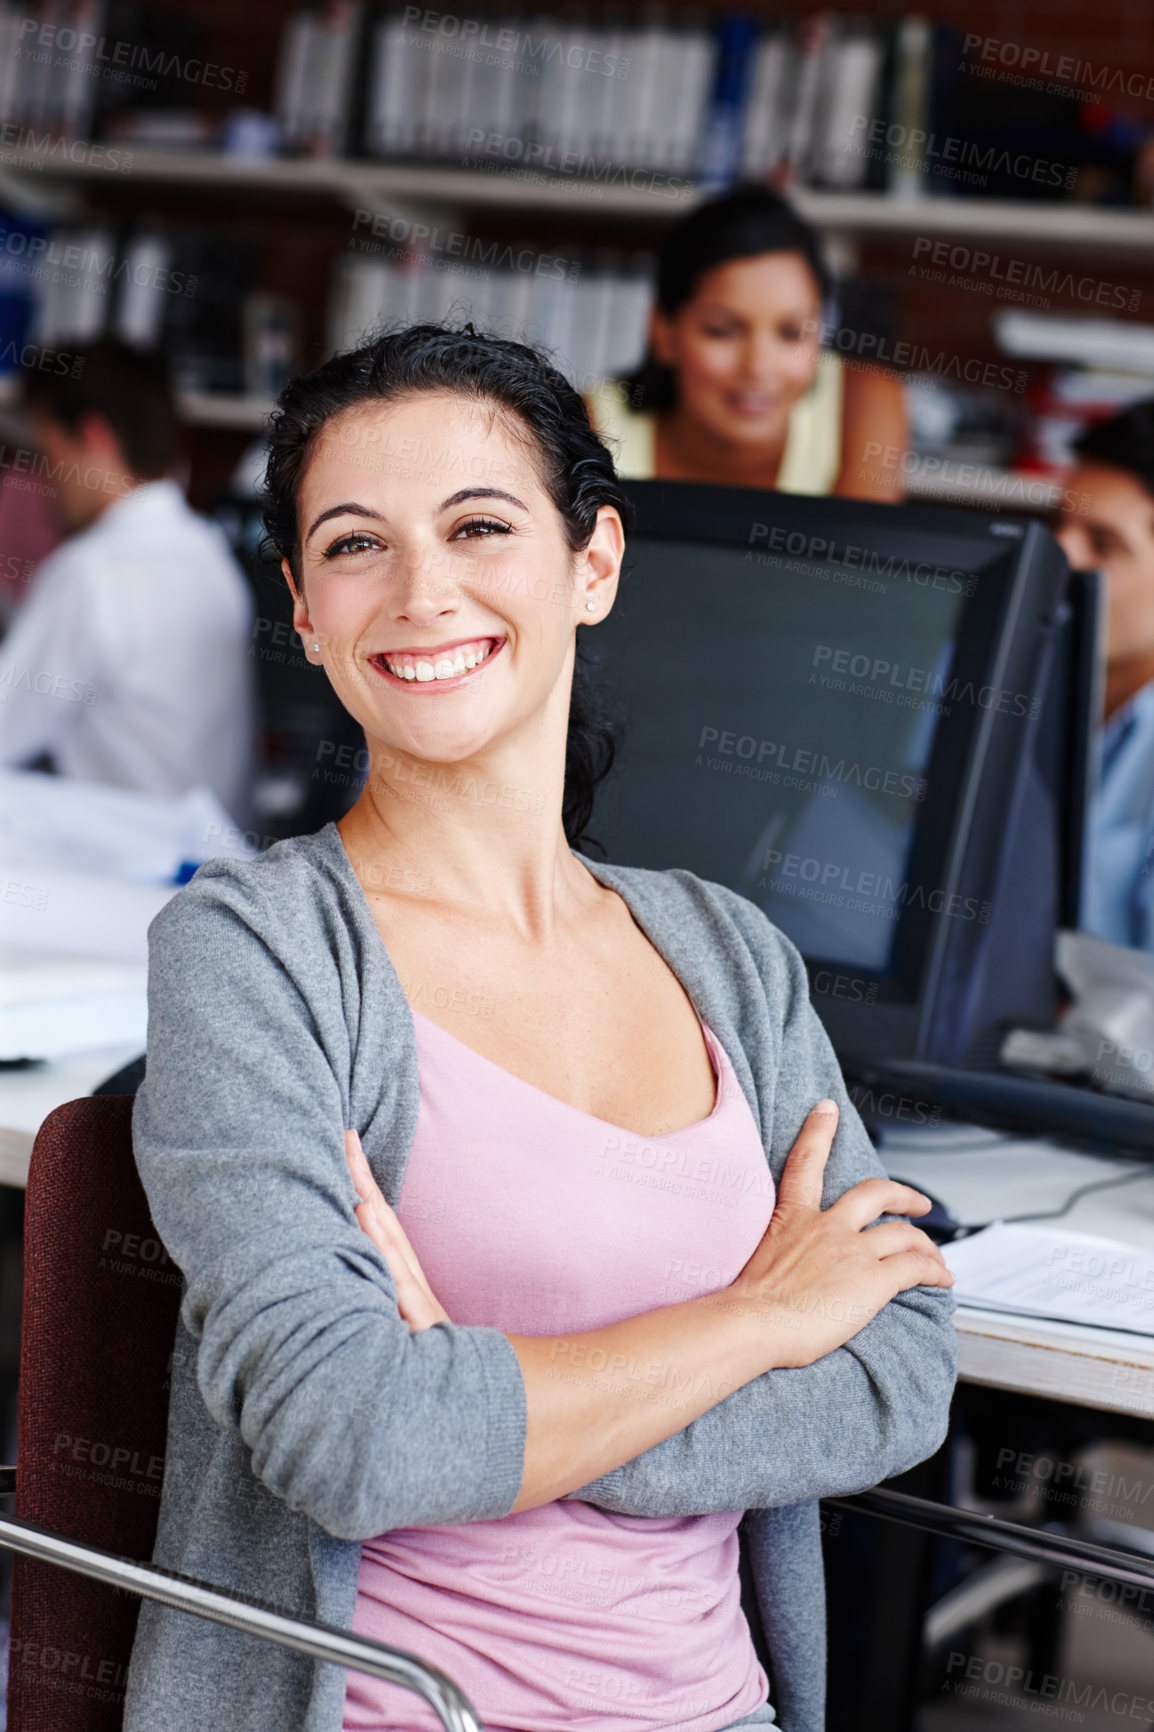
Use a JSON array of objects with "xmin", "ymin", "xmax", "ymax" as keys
[{"xmin": 342, "ymin": 1009, "xmax": 775, "ymax": 1732}]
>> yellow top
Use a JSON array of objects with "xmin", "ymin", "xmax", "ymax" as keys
[{"xmin": 587, "ymin": 349, "xmax": 845, "ymax": 494}]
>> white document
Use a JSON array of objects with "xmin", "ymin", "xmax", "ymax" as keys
[
  {"xmin": 0, "ymin": 768, "xmax": 254, "ymax": 885},
  {"xmin": 0, "ymin": 946, "xmax": 149, "ymax": 1060},
  {"xmin": 944, "ymin": 1222, "xmax": 1154, "ymax": 1337}
]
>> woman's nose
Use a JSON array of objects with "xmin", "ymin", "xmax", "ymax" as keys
[
  {"xmin": 389, "ymin": 543, "xmax": 460, "ymax": 621},
  {"xmin": 738, "ymin": 334, "xmax": 783, "ymax": 384}
]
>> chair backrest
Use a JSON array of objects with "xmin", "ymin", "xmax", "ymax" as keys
[{"xmin": 10, "ymin": 1095, "xmax": 182, "ymax": 1732}]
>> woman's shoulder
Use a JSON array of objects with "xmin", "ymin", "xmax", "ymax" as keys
[
  {"xmin": 577, "ymin": 853, "xmax": 807, "ymax": 992},
  {"xmin": 149, "ymin": 824, "xmax": 356, "ymax": 956},
  {"xmin": 585, "ymin": 378, "xmax": 656, "ymax": 479}
]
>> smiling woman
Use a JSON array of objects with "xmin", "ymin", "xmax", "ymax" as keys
[
  {"xmin": 125, "ymin": 322, "xmax": 957, "ymax": 1732},
  {"xmin": 261, "ymin": 329, "xmax": 629, "ymax": 852},
  {"xmin": 587, "ymin": 184, "xmax": 909, "ymax": 501}
]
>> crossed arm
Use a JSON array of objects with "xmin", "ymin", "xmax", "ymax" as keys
[
  {"xmin": 138, "ymin": 871, "xmax": 957, "ymax": 1539},
  {"xmin": 345, "ymin": 1113, "xmax": 957, "ymax": 1519}
]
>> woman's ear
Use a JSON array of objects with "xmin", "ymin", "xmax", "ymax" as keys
[
  {"xmin": 283, "ymin": 557, "xmax": 322, "ymax": 661},
  {"xmin": 577, "ymin": 506, "xmax": 625, "ymax": 622}
]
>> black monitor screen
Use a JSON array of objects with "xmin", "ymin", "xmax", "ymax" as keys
[{"xmin": 594, "ymin": 531, "xmax": 1005, "ymax": 978}]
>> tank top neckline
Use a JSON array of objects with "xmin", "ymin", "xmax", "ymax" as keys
[{"xmin": 410, "ymin": 1006, "xmax": 727, "ymax": 1143}]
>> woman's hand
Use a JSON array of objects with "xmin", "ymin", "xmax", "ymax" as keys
[
  {"xmin": 725, "ymin": 1100, "xmax": 954, "ymax": 1369},
  {"xmin": 345, "ymin": 1130, "xmax": 450, "ymax": 1331}
]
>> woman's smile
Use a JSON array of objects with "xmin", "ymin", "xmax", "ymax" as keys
[
  {"xmin": 720, "ymin": 388, "xmax": 784, "ymax": 420},
  {"xmin": 369, "ymin": 633, "xmax": 506, "ymax": 690}
]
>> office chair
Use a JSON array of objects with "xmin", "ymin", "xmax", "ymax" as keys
[
  {"xmin": 6, "ymin": 1099, "xmax": 1154, "ymax": 1732},
  {"xmin": 5, "ymin": 1095, "xmax": 479, "ymax": 1732}
]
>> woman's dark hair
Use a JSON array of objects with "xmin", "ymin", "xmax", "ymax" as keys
[
  {"xmin": 262, "ymin": 322, "xmax": 633, "ymax": 854},
  {"xmin": 621, "ymin": 184, "xmax": 830, "ymax": 415}
]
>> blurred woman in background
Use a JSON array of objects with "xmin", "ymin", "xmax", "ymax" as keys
[{"xmin": 588, "ymin": 184, "xmax": 908, "ymax": 501}]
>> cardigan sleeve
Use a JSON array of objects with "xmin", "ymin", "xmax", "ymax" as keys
[
  {"xmin": 564, "ymin": 897, "xmax": 958, "ymax": 1515},
  {"xmin": 133, "ymin": 870, "xmax": 527, "ymax": 1541}
]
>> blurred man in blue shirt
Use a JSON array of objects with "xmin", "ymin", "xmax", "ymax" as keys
[{"xmin": 1058, "ymin": 399, "xmax": 1154, "ymax": 950}]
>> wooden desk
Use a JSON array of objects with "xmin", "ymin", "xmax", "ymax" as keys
[
  {"xmin": 953, "ymin": 1306, "xmax": 1154, "ymax": 1420},
  {"xmin": 880, "ymin": 1122, "xmax": 1154, "ymax": 1419},
  {"xmin": 0, "ymin": 1044, "xmax": 143, "ymax": 1186}
]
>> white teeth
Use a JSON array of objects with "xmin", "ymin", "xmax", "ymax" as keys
[{"xmin": 382, "ymin": 639, "xmax": 494, "ymax": 681}]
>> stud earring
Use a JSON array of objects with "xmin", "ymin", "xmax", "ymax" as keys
[
  {"xmin": 586, "ymin": 600, "xmax": 596, "ymax": 613},
  {"xmin": 313, "ymin": 641, "xmax": 320, "ymax": 652}
]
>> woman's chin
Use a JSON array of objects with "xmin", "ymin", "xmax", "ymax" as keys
[
  {"xmin": 700, "ymin": 406, "xmax": 791, "ymax": 450},
  {"xmin": 362, "ymin": 720, "xmax": 509, "ymax": 779}
]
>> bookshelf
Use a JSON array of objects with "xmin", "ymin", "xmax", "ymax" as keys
[
  {"xmin": 4, "ymin": 0, "xmax": 1154, "ymax": 518},
  {"xmin": 4, "ymin": 148, "xmax": 1154, "ymax": 252}
]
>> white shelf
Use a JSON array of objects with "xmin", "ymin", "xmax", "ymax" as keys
[
  {"xmin": 179, "ymin": 391, "xmax": 273, "ymax": 431},
  {"xmin": 3, "ymin": 147, "xmax": 1154, "ymax": 250},
  {"xmin": 795, "ymin": 190, "xmax": 1154, "ymax": 253}
]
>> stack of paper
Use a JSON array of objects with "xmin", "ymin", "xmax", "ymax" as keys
[
  {"xmin": 0, "ymin": 768, "xmax": 254, "ymax": 887},
  {"xmin": 0, "ymin": 947, "xmax": 147, "ymax": 1062},
  {"xmin": 944, "ymin": 1223, "xmax": 1154, "ymax": 1338}
]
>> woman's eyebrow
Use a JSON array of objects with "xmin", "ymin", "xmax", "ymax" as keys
[
  {"xmin": 437, "ymin": 487, "xmax": 528, "ymax": 513},
  {"xmin": 305, "ymin": 502, "xmax": 384, "ymax": 543}
]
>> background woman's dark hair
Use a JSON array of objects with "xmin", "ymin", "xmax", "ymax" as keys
[
  {"xmin": 621, "ymin": 184, "xmax": 831, "ymax": 415},
  {"xmin": 262, "ymin": 322, "xmax": 634, "ymax": 855}
]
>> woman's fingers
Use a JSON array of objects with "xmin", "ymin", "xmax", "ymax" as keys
[
  {"xmin": 830, "ymin": 1176, "xmax": 934, "ymax": 1232},
  {"xmin": 346, "ymin": 1130, "xmax": 395, "ymax": 1245},
  {"xmin": 346, "ymin": 1132, "xmax": 419, "ymax": 1270},
  {"xmin": 860, "ymin": 1219, "xmax": 950, "ymax": 1270},
  {"xmin": 774, "ymin": 1100, "xmax": 840, "ymax": 1211},
  {"xmin": 344, "ymin": 1131, "xmax": 450, "ymax": 1329},
  {"xmin": 878, "ymin": 1248, "xmax": 957, "ymax": 1292}
]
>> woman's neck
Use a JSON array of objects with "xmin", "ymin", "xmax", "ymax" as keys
[
  {"xmin": 337, "ymin": 738, "xmax": 593, "ymax": 944},
  {"xmin": 654, "ymin": 406, "xmax": 788, "ymax": 489}
]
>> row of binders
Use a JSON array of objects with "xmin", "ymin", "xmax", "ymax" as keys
[
  {"xmin": 10, "ymin": 219, "xmax": 254, "ymax": 395},
  {"xmin": 329, "ymin": 246, "xmax": 655, "ymax": 393},
  {"xmin": 9, "ymin": 211, "xmax": 657, "ymax": 400},
  {"xmin": 0, "ymin": 0, "xmax": 106, "ymax": 142},
  {"xmin": 275, "ymin": 4, "xmax": 954, "ymax": 192},
  {"xmin": 1, "ymin": 0, "xmax": 1096, "ymax": 202}
]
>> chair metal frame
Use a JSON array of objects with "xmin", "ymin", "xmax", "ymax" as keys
[
  {"xmin": 0, "ymin": 1466, "xmax": 481, "ymax": 1732},
  {"xmin": 1, "ymin": 1464, "xmax": 1151, "ymax": 1732},
  {"xmin": 826, "ymin": 1485, "xmax": 1154, "ymax": 1592}
]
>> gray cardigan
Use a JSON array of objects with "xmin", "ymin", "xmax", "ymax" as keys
[{"xmin": 125, "ymin": 822, "xmax": 957, "ymax": 1732}]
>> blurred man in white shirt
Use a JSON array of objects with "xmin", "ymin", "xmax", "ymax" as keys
[{"xmin": 0, "ymin": 339, "xmax": 256, "ymax": 825}]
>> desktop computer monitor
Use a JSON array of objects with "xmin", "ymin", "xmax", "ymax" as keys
[{"xmin": 589, "ymin": 481, "xmax": 1084, "ymax": 1074}]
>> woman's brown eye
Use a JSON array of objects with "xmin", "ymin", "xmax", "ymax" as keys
[
  {"xmin": 325, "ymin": 534, "xmax": 378, "ymax": 558},
  {"xmin": 455, "ymin": 518, "xmax": 512, "ymax": 539}
]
